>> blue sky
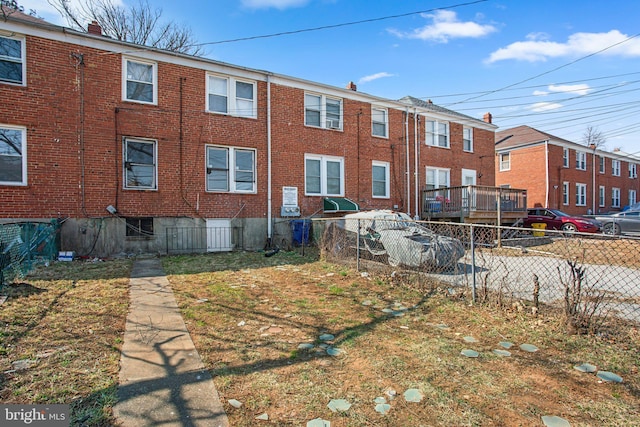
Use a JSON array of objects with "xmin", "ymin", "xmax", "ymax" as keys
[{"xmin": 21, "ymin": 0, "xmax": 640, "ymax": 154}]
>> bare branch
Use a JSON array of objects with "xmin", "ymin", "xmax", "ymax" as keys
[{"xmin": 47, "ymin": 0, "xmax": 201, "ymax": 55}]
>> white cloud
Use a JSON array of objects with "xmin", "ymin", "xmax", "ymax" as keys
[
  {"xmin": 358, "ymin": 72, "xmax": 395, "ymax": 84},
  {"xmin": 241, "ymin": 0, "xmax": 309, "ymax": 10},
  {"xmin": 548, "ymin": 84, "xmax": 591, "ymax": 96},
  {"xmin": 529, "ymin": 102, "xmax": 563, "ymax": 112},
  {"xmin": 532, "ymin": 90, "xmax": 549, "ymax": 96},
  {"xmin": 389, "ymin": 10, "xmax": 496, "ymax": 43},
  {"xmin": 487, "ymin": 30, "xmax": 640, "ymax": 63}
]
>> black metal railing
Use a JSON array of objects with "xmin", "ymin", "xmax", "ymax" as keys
[{"xmin": 165, "ymin": 226, "xmax": 243, "ymax": 255}]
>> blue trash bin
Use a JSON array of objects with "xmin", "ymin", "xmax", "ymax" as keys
[{"xmin": 291, "ymin": 219, "xmax": 311, "ymax": 246}]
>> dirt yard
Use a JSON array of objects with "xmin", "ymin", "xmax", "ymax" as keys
[{"xmin": 164, "ymin": 250, "xmax": 640, "ymax": 427}]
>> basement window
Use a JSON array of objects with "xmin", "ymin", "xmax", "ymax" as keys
[{"xmin": 126, "ymin": 217, "xmax": 154, "ymax": 238}]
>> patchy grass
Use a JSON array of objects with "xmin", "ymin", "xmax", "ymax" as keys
[
  {"xmin": 164, "ymin": 250, "xmax": 640, "ymax": 427},
  {"xmin": 0, "ymin": 259, "xmax": 131, "ymax": 426},
  {"xmin": 1, "ymin": 249, "xmax": 639, "ymax": 427}
]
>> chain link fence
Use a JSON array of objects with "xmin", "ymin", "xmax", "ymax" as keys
[
  {"xmin": 316, "ymin": 216, "xmax": 640, "ymax": 332},
  {"xmin": 0, "ymin": 221, "xmax": 60, "ymax": 288}
]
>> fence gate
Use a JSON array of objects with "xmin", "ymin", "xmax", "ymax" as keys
[{"xmin": 206, "ymin": 219, "xmax": 232, "ymax": 252}]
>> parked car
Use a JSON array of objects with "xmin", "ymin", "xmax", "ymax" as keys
[
  {"xmin": 594, "ymin": 210, "xmax": 640, "ymax": 235},
  {"xmin": 325, "ymin": 210, "xmax": 465, "ymax": 270},
  {"xmin": 524, "ymin": 208, "xmax": 601, "ymax": 233}
]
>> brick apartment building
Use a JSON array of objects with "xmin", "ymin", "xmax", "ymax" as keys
[
  {"xmin": 1, "ymin": 11, "xmax": 496, "ymax": 256},
  {"xmin": 495, "ymin": 125, "xmax": 640, "ymax": 216}
]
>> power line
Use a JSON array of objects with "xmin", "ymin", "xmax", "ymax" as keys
[
  {"xmin": 445, "ymin": 31, "xmax": 640, "ymax": 107},
  {"xmin": 189, "ymin": 0, "xmax": 487, "ymax": 47}
]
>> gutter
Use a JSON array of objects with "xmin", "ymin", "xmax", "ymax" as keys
[
  {"xmin": 545, "ymin": 140, "xmax": 550, "ymax": 208},
  {"xmin": 267, "ymin": 75, "xmax": 272, "ymax": 240}
]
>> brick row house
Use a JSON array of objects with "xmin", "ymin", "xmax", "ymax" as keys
[
  {"xmin": 495, "ymin": 125, "xmax": 640, "ymax": 216},
  {"xmin": 1, "ymin": 12, "xmax": 496, "ymax": 257}
]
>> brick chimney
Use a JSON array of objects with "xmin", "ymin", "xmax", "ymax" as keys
[
  {"xmin": 346, "ymin": 81, "xmax": 357, "ymax": 91},
  {"xmin": 483, "ymin": 112, "xmax": 492, "ymax": 124},
  {"xmin": 88, "ymin": 21, "xmax": 102, "ymax": 36}
]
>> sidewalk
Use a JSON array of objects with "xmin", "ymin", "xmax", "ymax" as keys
[{"xmin": 113, "ymin": 258, "xmax": 229, "ymax": 427}]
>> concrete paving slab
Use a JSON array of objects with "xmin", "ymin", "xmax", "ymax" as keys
[{"xmin": 113, "ymin": 258, "xmax": 229, "ymax": 427}]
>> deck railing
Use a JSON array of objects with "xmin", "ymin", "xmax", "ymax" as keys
[{"xmin": 422, "ymin": 185, "xmax": 527, "ymax": 220}]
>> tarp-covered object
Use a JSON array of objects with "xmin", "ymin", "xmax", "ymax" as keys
[{"xmin": 337, "ymin": 210, "xmax": 464, "ymax": 269}]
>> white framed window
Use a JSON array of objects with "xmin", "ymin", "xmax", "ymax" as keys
[
  {"xmin": 499, "ymin": 152, "xmax": 510, "ymax": 171},
  {"xmin": 599, "ymin": 186, "xmax": 605, "ymax": 207},
  {"xmin": 599, "ymin": 156, "xmax": 605, "ymax": 174},
  {"xmin": 576, "ymin": 183, "xmax": 587, "ymax": 206},
  {"xmin": 123, "ymin": 57, "xmax": 157, "ymax": 104},
  {"xmin": 371, "ymin": 107, "xmax": 388, "ymax": 138},
  {"xmin": 305, "ymin": 93, "xmax": 342, "ymax": 130},
  {"xmin": 426, "ymin": 120, "xmax": 449, "ymax": 148},
  {"xmin": 0, "ymin": 34, "xmax": 25, "ymax": 85},
  {"xmin": 562, "ymin": 148, "xmax": 569, "ymax": 168},
  {"xmin": 629, "ymin": 163, "xmax": 637, "ymax": 178},
  {"xmin": 562, "ymin": 182, "xmax": 570, "ymax": 205},
  {"xmin": 206, "ymin": 146, "xmax": 256, "ymax": 193},
  {"xmin": 426, "ymin": 167, "xmax": 450, "ymax": 190},
  {"xmin": 372, "ymin": 161, "xmax": 389, "ymax": 198},
  {"xmin": 305, "ymin": 154, "xmax": 344, "ymax": 196},
  {"xmin": 124, "ymin": 137, "xmax": 157, "ymax": 190},
  {"xmin": 612, "ymin": 159, "xmax": 620, "ymax": 176},
  {"xmin": 630, "ymin": 190, "xmax": 637, "ymax": 206},
  {"xmin": 576, "ymin": 151, "xmax": 586, "ymax": 170},
  {"xmin": 463, "ymin": 127, "xmax": 473, "ymax": 152},
  {"xmin": 206, "ymin": 74, "xmax": 257, "ymax": 118},
  {"xmin": 612, "ymin": 187, "xmax": 620, "ymax": 208},
  {"xmin": 0, "ymin": 124, "xmax": 27, "ymax": 185}
]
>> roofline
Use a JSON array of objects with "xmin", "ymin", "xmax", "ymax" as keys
[{"xmin": 3, "ymin": 14, "xmax": 496, "ymax": 128}]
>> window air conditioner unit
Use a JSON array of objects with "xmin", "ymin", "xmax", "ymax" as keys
[{"xmin": 326, "ymin": 119, "xmax": 340, "ymax": 129}]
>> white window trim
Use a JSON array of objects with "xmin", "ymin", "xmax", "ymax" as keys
[
  {"xmin": 122, "ymin": 57, "xmax": 158, "ymax": 105},
  {"xmin": 499, "ymin": 152, "xmax": 510, "ymax": 171},
  {"xmin": 612, "ymin": 159, "xmax": 621, "ymax": 176},
  {"xmin": 206, "ymin": 74, "xmax": 257, "ymax": 119},
  {"xmin": 562, "ymin": 181, "xmax": 570, "ymax": 206},
  {"xmin": 629, "ymin": 163, "xmax": 637, "ymax": 179},
  {"xmin": 0, "ymin": 34, "xmax": 26, "ymax": 86},
  {"xmin": 463, "ymin": 127, "xmax": 473, "ymax": 152},
  {"xmin": 372, "ymin": 160, "xmax": 390, "ymax": 198},
  {"xmin": 205, "ymin": 145, "xmax": 257, "ymax": 193},
  {"xmin": 425, "ymin": 166, "xmax": 451, "ymax": 189},
  {"xmin": 0, "ymin": 124, "xmax": 27, "ymax": 186},
  {"xmin": 304, "ymin": 154, "xmax": 344, "ymax": 196},
  {"xmin": 599, "ymin": 156, "xmax": 605, "ymax": 174},
  {"xmin": 576, "ymin": 183, "xmax": 587, "ymax": 206},
  {"xmin": 123, "ymin": 137, "xmax": 157, "ymax": 190},
  {"xmin": 630, "ymin": 189, "xmax": 637, "ymax": 206},
  {"xmin": 562, "ymin": 148, "xmax": 569, "ymax": 168},
  {"xmin": 612, "ymin": 187, "xmax": 621, "ymax": 208},
  {"xmin": 304, "ymin": 93, "xmax": 343, "ymax": 130},
  {"xmin": 599, "ymin": 185, "xmax": 605, "ymax": 207},
  {"xmin": 371, "ymin": 107, "xmax": 388, "ymax": 139},
  {"xmin": 425, "ymin": 119, "xmax": 450, "ymax": 148},
  {"xmin": 576, "ymin": 151, "xmax": 586, "ymax": 171}
]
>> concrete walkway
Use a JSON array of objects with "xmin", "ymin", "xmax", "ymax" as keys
[{"xmin": 113, "ymin": 258, "xmax": 229, "ymax": 427}]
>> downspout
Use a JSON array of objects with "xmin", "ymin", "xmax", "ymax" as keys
[
  {"xmin": 405, "ymin": 108, "xmax": 410, "ymax": 215},
  {"xmin": 267, "ymin": 75, "xmax": 273, "ymax": 241},
  {"xmin": 545, "ymin": 140, "xmax": 550, "ymax": 207},
  {"xmin": 414, "ymin": 109, "xmax": 419, "ymax": 219}
]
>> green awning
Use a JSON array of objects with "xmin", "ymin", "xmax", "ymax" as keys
[{"xmin": 323, "ymin": 197, "xmax": 360, "ymax": 213}]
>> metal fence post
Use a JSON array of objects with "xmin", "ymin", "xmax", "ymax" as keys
[
  {"xmin": 470, "ymin": 224, "xmax": 476, "ymax": 304},
  {"xmin": 356, "ymin": 219, "xmax": 361, "ymax": 271}
]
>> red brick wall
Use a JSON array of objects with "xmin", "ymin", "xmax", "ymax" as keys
[{"xmin": 1, "ymin": 32, "xmax": 497, "ymax": 225}]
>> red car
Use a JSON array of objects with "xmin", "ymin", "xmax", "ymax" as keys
[{"xmin": 524, "ymin": 208, "xmax": 602, "ymax": 233}]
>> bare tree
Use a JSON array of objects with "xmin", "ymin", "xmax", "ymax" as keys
[
  {"xmin": 582, "ymin": 126, "xmax": 606, "ymax": 149},
  {"xmin": 1, "ymin": 0, "xmax": 22, "ymax": 21},
  {"xmin": 48, "ymin": 0, "xmax": 202, "ymax": 55}
]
